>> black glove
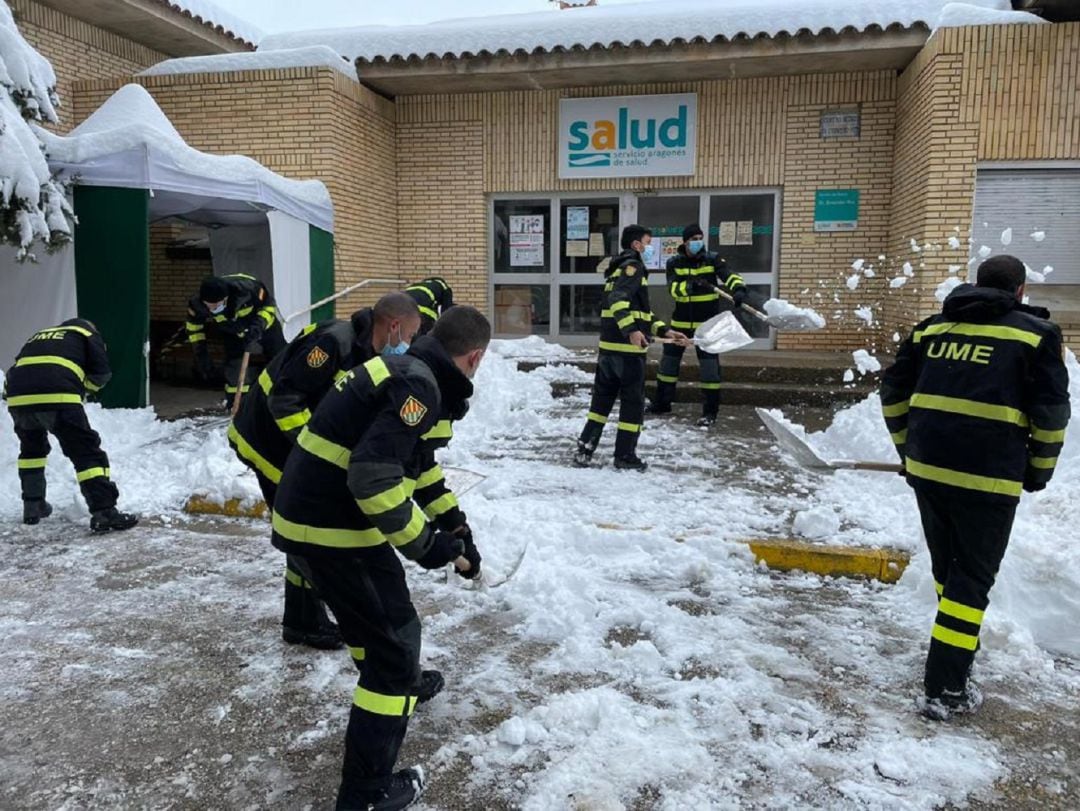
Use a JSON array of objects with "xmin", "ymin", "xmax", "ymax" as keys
[
  {"xmin": 1023, "ymin": 473, "xmax": 1047, "ymax": 493},
  {"xmin": 731, "ymin": 287, "xmax": 748, "ymax": 308},
  {"xmin": 454, "ymin": 523, "xmax": 482, "ymax": 580},
  {"xmin": 243, "ymin": 326, "xmax": 264, "ymax": 354},
  {"xmin": 416, "ymin": 530, "xmax": 465, "ymax": 570},
  {"xmin": 194, "ymin": 346, "xmax": 214, "ymax": 379}
]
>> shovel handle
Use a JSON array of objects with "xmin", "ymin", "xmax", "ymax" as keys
[
  {"xmin": 231, "ymin": 352, "xmax": 251, "ymax": 416},
  {"xmin": 847, "ymin": 461, "xmax": 905, "ymax": 473},
  {"xmin": 710, "ymin": 283, "xmax": 770, "ymax": 323}
]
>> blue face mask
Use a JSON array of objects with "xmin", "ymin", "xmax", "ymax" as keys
[
  {"xmin": 382, "ymin": 326, "xmax": 410, "ymax": 356},
  {"xmin": 688, "ymin": 239, "xmax": 705, "ymax": 255},
  {"xmin": 641, "ymin": 243, "xmax": 656, "ymax": 263}
]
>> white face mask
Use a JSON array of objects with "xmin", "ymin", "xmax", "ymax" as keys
[{"xmin": 209, "ymin": 301, "xmax": 226, "ymax": 315}]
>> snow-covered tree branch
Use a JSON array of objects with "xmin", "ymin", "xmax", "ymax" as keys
[{"xmin": 0, "ymin": 0, "xmax": 73, "ymax": 260}]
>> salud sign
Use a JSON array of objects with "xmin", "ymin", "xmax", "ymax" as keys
[{"xmin": 558, "ymin": 93, "xmax": 697, "ymax": 179}]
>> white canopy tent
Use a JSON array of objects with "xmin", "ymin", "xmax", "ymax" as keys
[{"xmin": 0, "ymin": 85, "xmax": 336, "ymax": 406}]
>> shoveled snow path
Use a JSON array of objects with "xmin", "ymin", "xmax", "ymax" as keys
[{"xmin": 1, "ymin": 404, "xmax": 1077, "ymax": 809}]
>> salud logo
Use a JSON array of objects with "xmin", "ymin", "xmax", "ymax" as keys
[{"xmin": 559, "ymin": 93, "xmax": 697, "ymax": 179}]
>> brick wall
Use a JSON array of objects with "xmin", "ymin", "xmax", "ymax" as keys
[{"xmin": 10, "ymin": 0, "xmax": 167, "ymax": 131}]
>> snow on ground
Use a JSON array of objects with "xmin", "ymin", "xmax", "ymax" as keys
[{"xmin": 1, "ymin": 341, "xmax": 1078, "ymax": 808}]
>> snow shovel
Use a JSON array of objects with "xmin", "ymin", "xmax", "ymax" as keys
[
  {"xmin": 708, "ymin": 283, "xmax": 823, "ymax": 332},
  {"xmin": 231, "ymin": 352, "xmax": 251, "ymax": 417},
  {"xmin": 658, "ymin": 312, "xmax": 754, "ymax": 354},
  {"xmin": 755, "ymin": 408, "xmax": 903, "ymax": 473},
  {"xmin": 440, "ymin": 467, "xmax": 527, "ymax": 589}
]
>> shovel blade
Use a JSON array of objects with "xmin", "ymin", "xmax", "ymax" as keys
[
  {"xmin": 755, "ymin": 407, "xmax": 835, "ymax": 470},
  {"xmin": 765, "ymin": 314, "xmax": 825, "ymax": 332},
  {"xmin": 695, "ymin": 312, "xmax": 754, "ymax": 354}
]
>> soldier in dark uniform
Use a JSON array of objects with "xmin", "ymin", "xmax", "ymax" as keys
[
  {"xmin": 229, "ymin": 293, "xmax": 421, "ymax": 651},
  {"xmin": 574, "ymin": 225, "xmax": 688, "ymax": 471},
  {"xmin": 652, "ymin": 223, "xmax": 748, "ymax": 426},
  {"xmin": 270, "ymin": 306, "xmax": 489, "ymax": 810},
  {"xmin": 186, "ymin": 274, "xmax": 286, "ymax": 401},
  {"xmin": 405, "ymin": 276, "xmax": 454, "ymax": 335},
  {"xmin": 5, "ymin": 319, "xmax": 138, "ymax": 532},
  {"xmin": 881, "ymin": 255, "xmax": 1070, "ymax": 720}
]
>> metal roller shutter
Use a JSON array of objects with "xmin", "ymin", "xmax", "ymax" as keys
[{"xmin": 971, "ymin": 168, "xmax": 1080, "ymax": 285}]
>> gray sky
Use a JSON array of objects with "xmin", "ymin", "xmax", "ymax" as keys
[{"xmin": 214, "ymin": 0, "xmax": 642, "ymax": 35}]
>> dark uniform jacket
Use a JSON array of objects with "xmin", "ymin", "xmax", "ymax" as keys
[
  {"xmin": 186, "ymin": 274, "xmax": 279, "ymax": 347},
  {"xmin": 228, "ymin": 310, "xmax": 377, "ymax": 485},
  {"xmin": 598, "ymin": 249, "xmax": 671, "ymax": 355},
  {"xmin": 406, "ymin": 277, "xmax": 454, "ymax": 328},
  {"xmin": 881, "ymin": 284, "xmax": 1070, "ymax": 503},
  {"xmin": 665, "ymin": 247, "xmax": 747, "ymax": 331},
  {"xmin": 4, "ymin": 319, "xmax": 111, "ymax": 411},
  {"xmin": 271, "ymin": 335, "xmax": 470, "ymax": 560}
]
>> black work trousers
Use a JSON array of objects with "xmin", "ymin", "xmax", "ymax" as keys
[
  {"xmin": 301, "ymin": 547, "xmax": 423, "ymax": 796},
  {"xmin": 12, "ymin": 407, "xmax": 118, "ymax": 512},
  {"xmin": 223, "ymin": 322, "xmax": 286, "ymax": 397},
  {"xmin": 579, "ymin": 352, "xmax": 646, "ymax": 458},
  {"xmin": 655, "ymin": 328, "xmax": 722, "ymax": 417},
  {"xmin": 914, "ymin": 486, "xmax": 1017, "ymax": 698},
  {"xmin": 252, "ymin": 469, "xmax": 333, "ymax": 634}
]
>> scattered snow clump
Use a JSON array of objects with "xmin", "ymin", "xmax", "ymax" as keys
[{"xmin": 852, "ymin": 349, "xmax": 882, "ymax": 375}]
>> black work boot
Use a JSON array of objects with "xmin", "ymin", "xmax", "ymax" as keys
[
  {"xmin": 613, "ymin": 454, "xmax": 649, "ymax": 472},
  {"xmin": 336, "ymin": 766, "xmax": 426, "ymax": 811},
  {"xmin": 698, "ymin": 389, "xmax": 720, "ymax": 426},
  {"xmin": 283, "ymin": 580, "xmax": 344, "ymax": 650},
  {"xmin": 417, "ymin": 670, "xmax": 445, "ymax": 704},
  {"xmin": 920, "ymin": 682, "xmax": 984, "ymax": 721},
  {"xmin": 572, "ymin": 441, "xmax": 595, "ymax": 468},
  {"xmin": 23, "ymin": 499, "xmax": 53, "ymax": 526},
  {"xmin": 647, "ymin": 381, "xmax": 675, "ymax": 415},
  {"xmin": 90, "ymin": 507, "xmax": 139, "ymax": 533}
]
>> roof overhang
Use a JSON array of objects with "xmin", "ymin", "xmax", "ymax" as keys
[
  {"xmin": 355, "ymin": 26, "xmax": 930, "ymax": 96},
  {"xmin": 36, "ymin": 0, "xmax": 252, "ymax": 57}
]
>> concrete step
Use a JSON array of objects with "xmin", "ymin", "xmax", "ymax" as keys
[
  {"xmin": 550, "ymin": 379, "xmax": 875, "ymax": 408},
  {"xmin": 520, "ymin": 358, "xmax": 882, "ymax": 387}
]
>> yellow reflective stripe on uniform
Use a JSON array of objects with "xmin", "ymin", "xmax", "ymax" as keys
[
  {"xmin": 423, "ymin": 492, "xmax": 458, "ymax": 519},
  {"xmin": 275, "ymin": 409, "xmax": 311, "ymax": 433},
  {"xmin": 905, "ymin": 457, "xmax": 1022, "ymax": 497},
  {"xmin": 938, "ymin": 597, "xmax": 985, "ymax": 626},
  {"xmin": 17, "ymin": 458, "xmax": 47, "ymax": 469},
  {"xmin": 356, "ymin": 483, "xmax": 408, "ymax": 516},
  {"xmin": 890, "ymin": 429, "xmax": 908, "ymax": 444},
  {"xmin": 415, "ymin": 465, "xmax": 445, "ymax": 489},
  {"xmin": 881, "ymin": 400, "xmax": 909, "ymax": 417},
  {"xmin": 213, "ymin": 314, "xmax": 228, "ymax": 323},
  {"xmin": 284, "ymin": 568, "xmax": 311, "ymax": 589},
  {"xmin": 700, "ymin": 382, "xmax": 722, "ymax": 391},
  {"xmin": 15, "ymin": 355, "xmax": 87, "ymax": 382},
  {"xmin": 656, "ymin": 374, "xmax": 678, "ymax": 384},
  {"xmin": 6, "ymin": 393, "xmax": 83, "ymax": 407},
  {"xmin": 914, "ymin": 322, "xmax": 1043, "ymax": 348},
  {"xmin": 224, "ymin": 384, "xmax": 250, "ymax": 394},
  {"xmin": 421, "ymin": 420, "xmax": 453, "ymax": 441},
  {"xmin": 227, "ymin": 423, "xmax": 283, "ymax": 484},
  {"xmin": 353, "ymin": 686, "xmax": 417, "ymax": 717},
  {"xmin": 1031, "ymin": 425, "xmax": 1067, "ymax": 443},
  {"xmin": 406, "ymin": 285, "xmax": 436, "ymax": 303},
  {"xmin": 384, "ymin": 507, "xmax": 426, "ymax": 547},
  {"xmin": 402, "ymin": 478, "xmax": 417, "ymax": 498},
  {"xmin": 333, "ymin": 369, "xmax": 349, "ymax": 384},
  {"xmin": 673, "ymin": 266, "xmax": 717, "ymax": 276},
  {"xmin": 934, "ymin": 581, "xmax": 944, "ymax": 596},
  {"xmin": 301, "ymin": 323, "xmax": 319, "ymax": 337},
  {"xmin": 185, "ymin": 322, "xmax": 204, "ymax": 332},
  {"xmin": 85, "ymin": 380, "xmax": 102, "ymax": 393},
  {"xmin": 1029, "ymin": 455, "xmax": 1058, "ymax": 469},
  {"xmin": 364, "ymin": 357, "xmax": 391, "ymax": 387},
  {"xmin": 188, "ymin": 333, "xmax": 206, "ymax": 342},
  {"xmin": 909, "ymin": 393, "xmax": 1028, "ymax": 428},
  {"xmin": 258, "ymin": 369, "xmax": 273, "ymax": 396},
  {"xmin": 609, "ymin": 300, "xmax": 630, "ymax": 313},
  {"xmin": 670, "ymin": 320, "xmax": 707, "ymax": 330},
  {"xmin": 227, "ymin": 273, "xmax": 257, "ymax": 281},
  {"xmin": 617, "ymin": 315, "xmax": 636, "ymax": 329},
  {"xmin": 598, "ymin": 341, "xmax": 646, "ymax": 354},
  {"xmin": 418, "ymin": 305, "xmax": 438, "ymax": 320},
  {"xmin": 76, "ymin": 466, "xmax": 109, "ymax": 482},
  {"xmin": 258, "ymin": 307, "xmax": 276, "ymax": 326},
  {"xmin": 931, "ymin": 623, "xmax": 979, "ymax": 651},
  {"xmin": 236, "ymin": 305, "xmax": 254, "ymax": 318},
  {"xmin": 296, "ymin": 427, "xmax": 351, "ymax": 469},
  {"xmin": 587, "ymin": 411, "xmax": 607, "ymax": 424},
  {"xmin": 602, "ymin": 309, "xmax": 654, "ymax": 320},
  {"xmin": 617, "ymin": 422, "xmax": 642, "ymax": 433},
  {"xmin": 348, "ymin": 645, "xmax": 366, "ymax": 662},
  {"xmin": 650, "ymin": 321, "xmax": 667, "ymax": 336},
  {"xmin": 674, "ymin": 294, "xmax": 719, "ymax": 303},
  {"xmin": 272, "ymin": 510, "xmax": 383, "ymax": 548}
]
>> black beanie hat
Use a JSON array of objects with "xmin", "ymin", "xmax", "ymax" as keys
[
  {"xmin": 682, "ymin": 223, "xmax": 704, "ymax": 242},
  {"xmin": 199, "ymin": 276, "xmax": 229, "ymax": 302}
]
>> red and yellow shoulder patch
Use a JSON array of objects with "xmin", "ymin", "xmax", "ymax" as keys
[
  {"xmin": 399, "ymin": 395, "xmax": 428, "ymax": 427},
  {"xmin": 306, "ymin": 346, "xmax": 330, "ymax": 368}
]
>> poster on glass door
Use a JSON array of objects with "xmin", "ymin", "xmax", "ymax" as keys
[{"xmin": 509, "ymin": 214, "xmax": 545, "ymax": 267}]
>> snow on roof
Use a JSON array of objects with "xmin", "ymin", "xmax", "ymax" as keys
[
  {"xmin": 139, "ymin": 45, "xmax": 356, "ymax": 81},
  {"xmin": 932, "ymin": 2, "xmax": 1050, "ymax": 31},
  {"xmin": 37, "ymin": 85, "xmax": 332, "ymax": 231},
  {"xmin": 257, "ymin": 0, "xmax": 1029, "ymax": 64},
  {"xmin": 158, "ymin": 0, "xmax": 264, "ymax": 47}
]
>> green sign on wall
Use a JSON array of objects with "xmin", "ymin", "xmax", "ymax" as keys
[{"xmin": 814, "ymin": 189, "xmax": 860, "ymax": 232}]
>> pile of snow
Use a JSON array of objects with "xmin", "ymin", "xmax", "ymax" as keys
[
  {"xmin": 259, "ymin": 0, "xmax": 1018, "ymax": 63},
  {"xmin": 0, "ymin": 0, "xmax": 72, "ymax": 258},
  {"xmin": 163, "ymin": 0, "xmax": 264, "ymax": 46},
  {"xmin": 140, "ymin": 46, "xmax": 355, "ymax": 81},
  {"xmin": 763, "ymin": 298, "xmax": 827, "ymax": 329},
  {"xmin": 35, "ymin": 84, "xmax": 332, "ymax": 231},
  {"xmin": 933, "ymin": 2, "xmax": 1048, "ymax": 32},
  {"xmin": 487, "ymin": 335, "xmax": 580, "ymax": 361}
]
